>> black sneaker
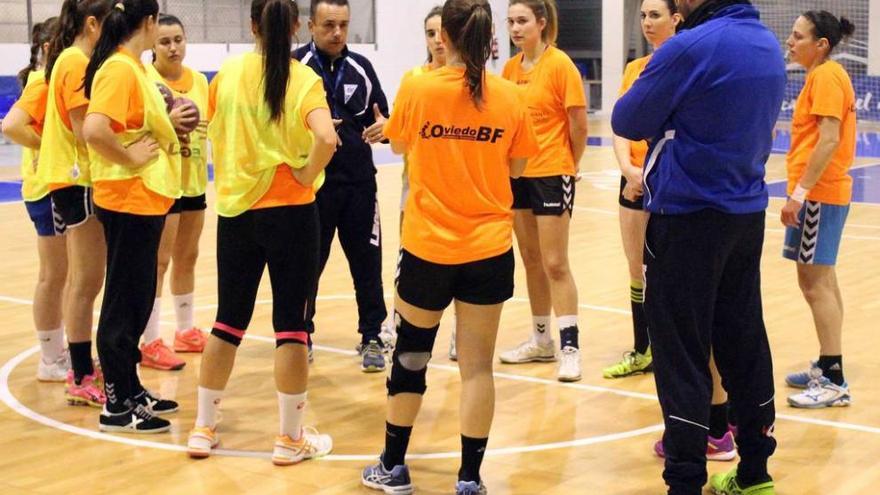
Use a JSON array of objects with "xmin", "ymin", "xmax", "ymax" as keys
[
  {"xmin": 99, "ymin": 400, "xmax": 171, "ymax": 434},
  {"xmin": 134, "ymin": 389, "xmax": 179, "ymax": 416}
]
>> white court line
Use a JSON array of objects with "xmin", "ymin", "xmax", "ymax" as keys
[{"xmin": 0, "ymin": 340, "xmax": 665, "ymax": 461}]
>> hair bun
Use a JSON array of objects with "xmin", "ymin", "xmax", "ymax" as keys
[{"xmin": 838, "ymin": 16, "xmax": 856, "ymax": 38}]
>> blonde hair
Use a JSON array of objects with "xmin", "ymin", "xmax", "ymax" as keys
[{"xmin": 510, "ymin": 0, "xmax": 558, "ymax": 45}]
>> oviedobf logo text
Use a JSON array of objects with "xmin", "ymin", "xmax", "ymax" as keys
[{"xmin": 420, "ymin": 122, "xmax": 506, "ymax": 143}]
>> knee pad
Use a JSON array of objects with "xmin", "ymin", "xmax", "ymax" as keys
[
  {"xmin": 275, "ymin": 330, "xmax": 309, "ymax": 348},
  {"xmin": 386, "ymin": 313, "xmax": 439, "ymax": 396}
]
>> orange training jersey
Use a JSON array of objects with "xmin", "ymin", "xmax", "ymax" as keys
[
  {"xmin": 786, "ymin": 60, "xmax": 856, "ymax": 205},
  {"xmin": 384, "ymin": 66, "xmax": 539, "ymax": 265},
  {"xmin": 618, "ymin": 56, "xmax": 651, "ymax": 168},
  {"xmin": 502, "ymin": 46, "xmax": 586, "ymax": 177},
  {"xmin": 87, "ymin": 48, "xmax": 172, "ymax": 215}
]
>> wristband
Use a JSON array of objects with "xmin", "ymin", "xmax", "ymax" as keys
[{"xmin": 791, "ymin": 184, "xmax": 810, "ymax": 203}]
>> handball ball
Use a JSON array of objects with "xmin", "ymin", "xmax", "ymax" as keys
[
  {"xmin": 172, "ymin": 97, "xmax": 200, "ymax": 133},
  {"xmin": 156, "ymin": 83, "xmax": 174, "ymax": 113}
]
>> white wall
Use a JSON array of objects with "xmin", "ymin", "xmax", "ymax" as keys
[
  {"xmin": 870, "ymin": 0, "xmax": 880, "ymax": 76},
  {"xmin": 0, "ymin": 0, "xmax": 512, "ymax": 104}
]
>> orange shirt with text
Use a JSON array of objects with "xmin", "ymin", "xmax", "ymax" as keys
[
  {"xmin": 385, "ymin": 67, "xmax": 539, "ymax": 265},
  {"xmin": 502, "ymin": 46, "xmax": 586, "ymax": 177}
]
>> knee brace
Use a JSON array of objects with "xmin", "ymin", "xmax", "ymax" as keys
[
  {"xmin": 275, "ymin": 330, "xmax": 309, "ymax": 348},
  {"xmin": 211, "ymin": 321, "xmax": 246, "ymax": 347},
  {"xmin": 386, "ymin": 313, "xmax": 439, "ymax": 396}
]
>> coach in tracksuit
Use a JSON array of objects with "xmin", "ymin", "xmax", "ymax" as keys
[
  {"xmin": 294, "ymin": 0, "xmax": 389, "ymax": 371},
  {"xmin": 612, "ymin": 1, "xmax": 786, "ymax": 494}
]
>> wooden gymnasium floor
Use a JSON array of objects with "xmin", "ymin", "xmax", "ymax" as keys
[{"xmin": 0, "ymin": 117, "xmax": 879, "ymax": 494}]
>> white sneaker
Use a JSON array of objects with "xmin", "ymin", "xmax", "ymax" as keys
[
  {"xmin": 557, "ymin": 346, "xmax": 582, "ymax": 382},
  {"xmin": 37, "ymin": 349, "xmax": 71, "ymax": 382},
  {"xmin": 499, "ymin": 338, "xmax": 556, "ymax": 364},
  {"xmin": 187, "ymin": 426, "xmax": 220, "ymax": 458},
  {"xmin": 787, "ymin": 379, "xmax": 851, "ymax": 409},
  {"xmin": 272, "ymin": 426, "xmax": 333, "ymax": 466},
  {"xmin": 449, "ymin": 327, "xmax": 457, "ymax": 361}
]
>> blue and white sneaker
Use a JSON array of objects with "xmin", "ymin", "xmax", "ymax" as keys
[
  {"xmin": 455, "ymin": 480, "xmax": 487, "ymax": 495},
  {"xmin": 358, "ymin": 340, "xmax": 387, "ymax": 373},
  {"xmin": 785, "ymin": 361, "xmax": 830, "ymax": 389},
  {"xmin": 362, "ymin": 460, "xmax": 413, "ymax": 494},
  {"xmin": 788, "ymin": 379, "xmax": 851, "ymax": 409}
]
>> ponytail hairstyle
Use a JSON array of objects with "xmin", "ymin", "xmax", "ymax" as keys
[
  {"xmin": 84, "ymin": 0, "xmax": 160, "ymax": 99},
  {"xmin": 442, "ymin": 0, "xmax": 493, "ymax": 109},
  {"xmin": 509, "ymin": 0, "xmax": 558, "ymax": 45},
  {"xmin": 661, "ymin": 0, "xmax": 677, "ymax": 14},
  {"xmin": 152, "ymin": 13, "xmax": 185, "ymax": 62},
  {"xmin": 424, "ymin": 5, "xmax": 443, "ymax": 63},
  {"xmin": 18, "ymin": 17, "xmax": 59, "ymax": 88},
  {"xmin": 44, "ymin": 0, "xmax": 113, "ymax": 83},
  {"xmin": 251, "ymin": 0, "xmax": 299, "ymax": 123},
  {"xmin": 802, "ymin": 11, "xmax": 856, "ymax": 54}
]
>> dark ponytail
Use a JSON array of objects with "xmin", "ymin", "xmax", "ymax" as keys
[
  {"xmin": 18, "ymin": 17, "xmax": 58, "ymax": 89},
  {"xmin": 251, "ymin": 0, "xmax": 298, "ymax": 123},
  {"xmin": 442, "ymin": 0, "xmax": 493, "ymax": 109},
  {"xmin": 44, "ymin": 0, "xmax": 113, "ymax": 84},
  {"xmin": 802, "ymin": 11, "xmax": 856, "ymax": 53},
  {"xmin": 84, "ymin": 0, "xmax": 159, "ymax": 99}
]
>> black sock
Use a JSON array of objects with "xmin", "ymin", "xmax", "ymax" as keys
[
  {"xmin": 381, "ymin": 422, "xmax": 413, "ymax": 470},
  {"xmin": 458, "ymin": 435, "xmax": 488, "ymax": 483},
  {"xmin": 709, "ymin": 402, "xmax": 728, "ymax": 439},
  {"xmin": 559, "ymin": 326, "xmax": 579, "ymax": 349},
  {"xmin": 727, "ymin": 401, "xmax": 737, "ymax": 429},
  {"xmin": 68, "ymin": 341, "xmax": 94, "ymax": 384},
  {"xmin": 631, "ymin": 298, "xmax": 649, "ymax": 356},
  {"xmin": 104, "ymin": 382, "xmax": 128, "ymax": 413},
  {"xmin": 817, "ymin": 355, "xmax": 844, "ymax": 386}
]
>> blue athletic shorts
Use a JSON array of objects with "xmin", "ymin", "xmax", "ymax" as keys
[
  {"xmin": 25, "ymin": 195, "xmax": 66, "ymax": 237},
  {"xmin": 783, "ymin": 200, "xmax": 849, "ymax": 265}
]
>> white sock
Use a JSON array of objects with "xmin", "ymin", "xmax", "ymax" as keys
[
  {"xmin": 142, "ymin": 298, "xmax": 162, "ymax": 343},
  {"xmin": 532, "ymin": 315, "xmax": 552, "ymax": 345},
  {"xmin": 558, "ymin": 315, "xmax": 578, "ymax": 331},
  {"xmin": 196, "ymin": 386, "xmax": 224, "ymax": 428},
  {"xmin": 278, "ymin": 391, "xmax": 307, "ymax": 440},
  {"xmin": 173, "ymin": 293, "xmax": 195, "ymax": 331},
  {"xmin": 36, "ymin": 328, "xmax": 65, "ymax": 363}
]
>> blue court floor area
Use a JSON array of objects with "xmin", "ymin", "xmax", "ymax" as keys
[{"xmin": 2, "ymin": 132, "xmax": 880, "ymax": 205}]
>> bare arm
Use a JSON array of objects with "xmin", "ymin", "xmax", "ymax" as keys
[
  {"xmin": 68, "ymin": 106, "xmax": 88, "ymax": 146},
  {"xmin": 509, "ymin": 157, "xmax": 527, "ymax": 179},
  {"xmin": 1, "ymin": 108, "xmax": 41, "ymax": 149},
  {"xmin": 567, "ymin": 106, "xmax": 588, "ymax": 174},
  {"xmin": 780, "ymin": 116, "xmax": 842, "ymax": 227},
  {"xmin": 294, "ymin": 107, "xmax": 337, "ymax": 186},
  {"xmin": 83, "ymin": 113, "xmax": 158, "ymax": 168}
]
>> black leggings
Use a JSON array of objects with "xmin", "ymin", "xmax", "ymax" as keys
[
  {"xmin": 95, "ymin": 206, "xmax": 165, "ymax": 408},
  {"xmin": 212, "ymin": 204, "xmax": 319, "ymax": 348}
]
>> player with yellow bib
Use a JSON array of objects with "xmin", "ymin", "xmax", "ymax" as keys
[
  {"xmin": 185, "ymin": 0, "xmax": 338, "ymax": 465},
  {"xmin": 82, "ymin": 0, "xmax": 181, "ymax": 434}
]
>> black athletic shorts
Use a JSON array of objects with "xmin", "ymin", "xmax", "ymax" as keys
[
  {"xmin": 50, "ymin": 185, "xmax": 94, "ymax": 228},
  {"xmin": 168, "ymin": 194, "xmax": 208, "ymax": 214},
  {"xmin": 618, "ymin": 175, "xmax": 645, "ymax": 210},
  {"xmin": 395, "ymin": 248, "xmax": 514, "ymax": 311},
  {"xmin": 511, "ymin": 175, "xmax": 574, "ymax": 216}
]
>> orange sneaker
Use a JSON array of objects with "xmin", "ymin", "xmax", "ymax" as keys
[
  {"xmin": 187, "ymin": 426, "xmax": 220, "ymax": 458},
  {"xmin": 272, "ymin": 427, "xmax": 333, "ymax": 466},
  {"xmin": 174, "ymin": 327, "xmax": 208, "ymax": 353},
  {"xmin": 140, "ymin": 339, "xmax": 186, "ymax": 371}
]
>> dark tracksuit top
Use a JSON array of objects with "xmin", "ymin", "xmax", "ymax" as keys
[{"xmin": 293, "ymin": 42, "xmax": 389, "ymax": 341}]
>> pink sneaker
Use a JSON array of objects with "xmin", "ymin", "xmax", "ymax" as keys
[
  {"xmin": 654, "ymin": 430, "xmax": 737, "ymax": 462},
  {"xmin": 140, "ymin": 339, "xmax": 186, "ymax": 371},
  {"xmin": 174, "ymin": 327, "xmax": 207, "ymax": 353},
  {"xmin": 65, "ymin": 371, "xmax": 106, "ymax": 407}
]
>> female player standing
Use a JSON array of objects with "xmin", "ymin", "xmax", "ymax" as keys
[
  {"xmin": 37, "ymin": 0, "xmax": 114, "ymax": 407},
  {"xmin": 137, "ymin": 13, "xmax": 210, "ymax": 371},
  {"xmin": 782, "ymin": 11, "xmax": 857, "ymax": 410},
  {"xmin": 186, "ymin": 0, "xmax": 337, "ymax": 464},
  {"xmin": 2, "ymin": 17, "xmax": 71, "ymax": 383},
  {"xmin": 361, "ymin": 1, "xmax": 537, "ymax": 493},
  {"xmin": 498, "ymin": 0, "xmax": 588, "ymax": 382},
  {"xmin": 83, "ymin": 0, "xmax": 182, "ymax": 433}
]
